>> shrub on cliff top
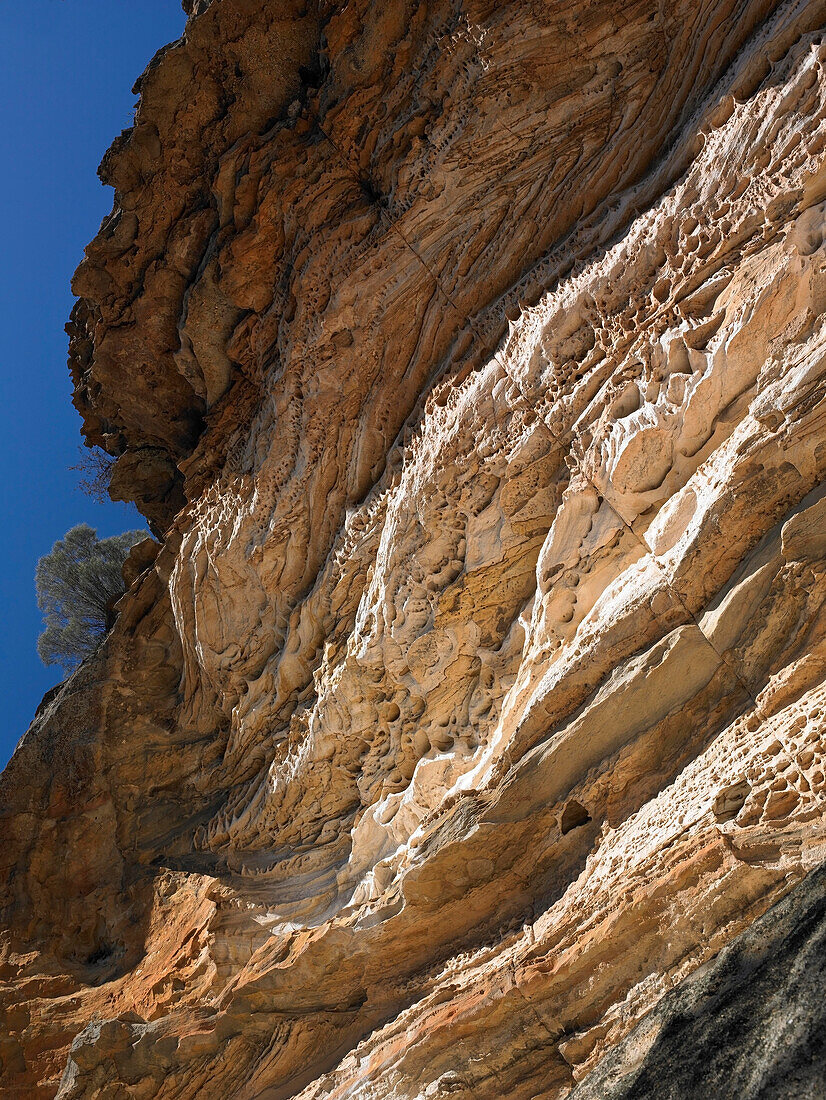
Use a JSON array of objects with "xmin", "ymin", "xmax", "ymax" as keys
[{"xmin": 35, "ymin": 523, "xmax": 147, "ymax": 674}]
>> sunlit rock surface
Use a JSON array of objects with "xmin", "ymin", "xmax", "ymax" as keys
[{"xmin": 3, "ymin": 0, "xmax": 826, "ymax": 1096}]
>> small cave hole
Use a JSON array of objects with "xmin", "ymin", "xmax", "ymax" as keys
[
  {"xmin": 359, "ymin": 175, "xmax": 387, "ymax": 207},
  {"xmin": 560, "ymin": 799, "xmax": 592, "ymax": 835},
  {"xmin": 298, "ymin": 59, "xmax": 325, "ymax": 89},
  {"xmin": 85, "ymin": 943, "xmax": 117, "ymax": 967}
]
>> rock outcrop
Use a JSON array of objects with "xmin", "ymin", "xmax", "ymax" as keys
[
  {"xmin": 3, "ymin": 0, "xmax": 826, "ymax": 1096},
  {"xmin": 567, "ymin": 861, "xmax": 826, "ymax": 1100}
]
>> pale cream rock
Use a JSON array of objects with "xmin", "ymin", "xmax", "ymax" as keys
[{"xmin": 3, "ymin": 0, "xmax": 826, "ymax": 1097}]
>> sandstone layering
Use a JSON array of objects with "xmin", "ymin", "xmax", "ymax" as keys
[{"xmin": 3, "ymin": 0, "xmax": 826, "ymax": 1096}]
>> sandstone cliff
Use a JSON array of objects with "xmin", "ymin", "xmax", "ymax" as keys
[{"xmin": 3, "ymin": 0, "xmax": 826, "ymax": 1096}]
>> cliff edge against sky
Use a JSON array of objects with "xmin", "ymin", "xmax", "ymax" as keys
[{"xmin": 2, "ymin": 0, "xmax": 826, "ymax": 1096}]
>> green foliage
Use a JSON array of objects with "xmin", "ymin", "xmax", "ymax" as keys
[{"xmin": 35, "ymin": 523, "xmax": 148, "ymax": 675}]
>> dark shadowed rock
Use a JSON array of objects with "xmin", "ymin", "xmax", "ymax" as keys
[{"xmin": 571, "ymin": 861, "xmax": 826, "ymax": 1100}]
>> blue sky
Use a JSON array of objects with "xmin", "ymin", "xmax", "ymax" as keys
[{"xmin": 0, "ymin": 2, "xmax": 187, "ymax": 768}]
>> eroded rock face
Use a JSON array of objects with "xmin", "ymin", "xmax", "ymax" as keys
[
  {"xmin": 3, "ymin": 0, "xmax": 826, "ymax": 1096},
  {"xmin": 567, "ymin": 861, "xmax": 826, "ymax": 1100}
]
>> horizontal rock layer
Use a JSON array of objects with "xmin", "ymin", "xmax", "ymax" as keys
[{"xmin": 3, "ymin": 0, "xmax": 826, "ymax": 1096}]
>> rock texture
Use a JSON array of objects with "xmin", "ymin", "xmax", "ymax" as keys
[
  {"xmin": 567, "ymin": 860, "xmax": 826, "ymax": 1100},
  {"xmin": 4, "ymin": 0, "xmax": 826, "ymax": 1096}
]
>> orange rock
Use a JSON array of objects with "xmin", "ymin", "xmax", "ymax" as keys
[{"xmin": 3, "ymin": 0, "xmax": 826, "ymax": 1096}]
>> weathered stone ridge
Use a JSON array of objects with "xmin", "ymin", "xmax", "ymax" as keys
[{"xmin": 3, "ymin": 0, "xmax": 826, "ymax": 1096}]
